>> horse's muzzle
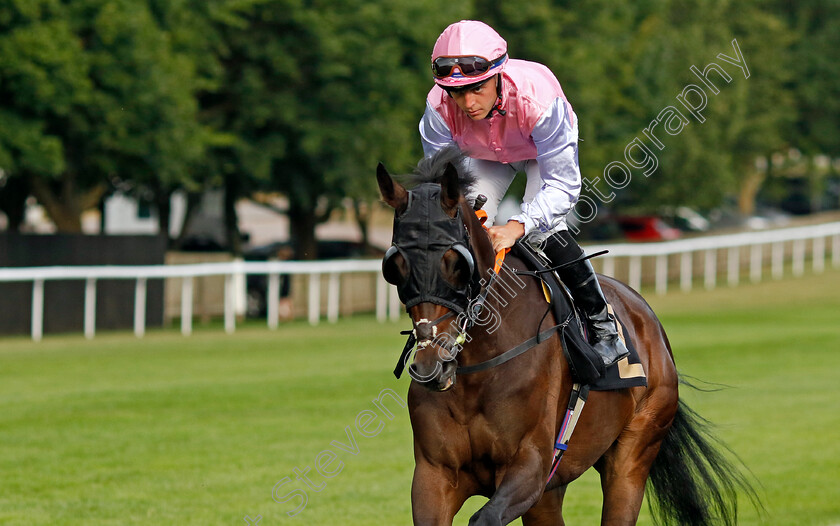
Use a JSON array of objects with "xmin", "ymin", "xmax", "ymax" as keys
[{"xmin": 409, "ymin": 354, "xmax": 457, "ymax": 392}]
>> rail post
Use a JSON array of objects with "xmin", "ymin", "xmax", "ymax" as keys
[
  {"xmin": 84, "ymin": 278, "xmax": 97, "ymax": 339},
  {"xmin": 134, "ymin": 277, "xmax": 147, "ymax": 337},
  {"xmin": 31, "ymin": 279, "xmax": 44, "ymax": 342}
]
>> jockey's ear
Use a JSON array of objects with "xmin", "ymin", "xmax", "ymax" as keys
[
  {"xmin": 377, "ymin": 162, "xmax": 407, "ymax": 213},
  {"xmin": 440, "ymin": 161, "xmax": 460, "ymax": 215}
]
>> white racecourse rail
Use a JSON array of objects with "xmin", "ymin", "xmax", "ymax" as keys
[{"xmin": 1, "ymin": 222, "xmax": 839, "ymax": 342}]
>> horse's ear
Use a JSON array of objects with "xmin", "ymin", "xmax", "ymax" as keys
[
  {"xmin": 440, "ymin": 161, "xmax": 460, "ymax": 213},
  {"xmin": 377, "ymin": 162, "xmax": 407, "ymax": 212}
]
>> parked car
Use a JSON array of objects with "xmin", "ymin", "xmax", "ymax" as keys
[
  {"xmin": 658, "ymin": 206, "xmax": 710, "ymax": 233},
  {"xmin": 747, "ymin": 205, "xmax": 792, "ymax": 230},
  {"xmin": 615, "ymin": 216, "xmax": 681, "ymax": 242}
]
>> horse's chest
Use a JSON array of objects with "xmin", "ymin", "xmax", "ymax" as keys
[
  {"xmin": 411, "ymin": 385, "xmax": 548, "ymax": 468},
  {"xmin": 433, "ymin": 411, "xmax": 521, "ymax": 466}
]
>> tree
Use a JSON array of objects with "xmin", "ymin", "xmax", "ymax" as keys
[
  {"xmin": 778, "ymin": 0, "xmax": 840, "ymax": 157},
  {"xmin": 0, "ymin": 0, "xmax": 206, "ymax": 233},
  {"xmin": 0, "ymin": 172, "xmax": 29, "ymax": 231},
  {"xmin": 199, "ymin": 0, "xmax": 468, "ymax": 258},
  {"xmin": 773, "ymin": 0, "xmax": 840, "ymax": 212},
  {"xmin": 482, "ymin": 0, "xmax": 795, "ymax": 216},
  {"xmin": 716, "ymin": 1, "xmax": 795, "ymax": 215}
]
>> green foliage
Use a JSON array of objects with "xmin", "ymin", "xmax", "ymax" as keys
[
  {"xmin": 196, "ymin": 0, "xmax": 469, "ymax": 255},
  {"xmin": 0, "ymin": 0, "xmax": 84, "ymax": 177},
  {"xmin": 481, "ymin": 0, "xmax": 797, "ymax": 213},
  {"xmin": 0, "ymin": 0, "xmax": 205, "ymax": 230},
  {"xmin": 0, "ymin": 1, "xmax": 837, "ymax": 239},
  {"xmin": 777, "ymin": 0, "xmax": 840, "ymax": 155}
]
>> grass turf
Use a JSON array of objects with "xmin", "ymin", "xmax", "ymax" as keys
[{"xmin": 1, "ymin": 269, "xmax": 839, "ymax": 525}]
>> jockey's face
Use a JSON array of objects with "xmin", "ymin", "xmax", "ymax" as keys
[{"xmin": 449, "ymin": 76, "xmax": 497, "ymax": 120}]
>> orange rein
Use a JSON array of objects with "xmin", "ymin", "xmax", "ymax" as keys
[{"xmin": 474, "ymin": 209, "xmax": 510, "ymax": 274}]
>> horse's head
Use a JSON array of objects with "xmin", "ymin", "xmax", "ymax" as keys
[{"xmin": 377, "ymin": 149, "xmax": 494, "ymax": 391}]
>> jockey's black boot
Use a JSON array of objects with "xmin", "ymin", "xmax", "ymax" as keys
[{"xmin": 541, "ymin": 231, "xmax": 630, "ymax": 367}]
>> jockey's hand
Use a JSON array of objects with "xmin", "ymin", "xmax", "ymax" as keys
[{"xmin": 487, "ymin": 220, "xmax": 525, "ymax": 252}]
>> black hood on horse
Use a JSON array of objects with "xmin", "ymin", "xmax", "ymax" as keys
[{"xmin": 382, "ymin": 182, "xmax": 477, "ymax": 313}]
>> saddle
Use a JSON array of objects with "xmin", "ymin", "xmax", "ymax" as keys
[{"xmin": 511, "ymin": 241, "xmax": 647, "ymax": 391}]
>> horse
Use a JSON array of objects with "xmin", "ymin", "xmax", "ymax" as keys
[{"xmin": 376, "ymin": 147, "xmax": 755, "ymax": 526}]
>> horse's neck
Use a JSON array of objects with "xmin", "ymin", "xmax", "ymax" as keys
[
  {"xmin": 465, "ymin": 257, "xmax": 545, "ymax": 356},
  {"xmin": 460, "ymin": 202, "xmax": 496, "ymax": 273},
  {"xmin": 459, "ymin": 203, "xmax": 548, "ymax": 360}
]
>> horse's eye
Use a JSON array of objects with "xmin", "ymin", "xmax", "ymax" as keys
[
  {"xmin": 440, "ymin": 249, "xmax": 472, "ymax": 288},
  {"xmin": 383, "ymin": 251, "xmax": 409, "ymax": 286}
]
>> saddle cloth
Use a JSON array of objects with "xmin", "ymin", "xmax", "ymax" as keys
[
  {"xmin": 510, "ymin": 242, "xmax": 647, "ymax": 391},
  {"xmin": 591, "ymin": 307, "xmax": 647, "ymax": 391}
]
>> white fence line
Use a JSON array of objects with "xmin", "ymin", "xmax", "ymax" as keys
[
  {"xmin": 0, "ymin": 258, "xmax": 397, "ymax": 341},
  {"xmin": 586, "ymin": 221, "xmax": 840, "ymax": 295},
  {"xmin": 2, "ymin": 222, "xmax": 839, "ymax": 341}
]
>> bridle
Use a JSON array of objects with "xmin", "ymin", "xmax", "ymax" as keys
[{"xmin": 383, "ymin": 183, "xmax": 497, "ymax": 378}]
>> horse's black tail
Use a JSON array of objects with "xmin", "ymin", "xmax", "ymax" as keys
[{"xmin": 646, "ymin": 394, "xmax": 761, "ymax": 526}]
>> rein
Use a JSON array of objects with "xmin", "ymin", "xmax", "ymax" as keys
[
  {"xmin": 456, "ymin": 311, "xmax": 573, "ymax": 375},
  {"xmin": 393, "ymin": 244, "xmax": 589, "ymax": 379},
  {"xmin": 456, "ymin": 248, "xmax": 604, "ymax": 375},
  {"xmin": 513, "ymin": 249, "xmax": 608, "ymax": 277}
]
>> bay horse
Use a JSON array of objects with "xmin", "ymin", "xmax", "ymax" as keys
[{"xmin": 377, "ymin": 147, "xmax": 755, "ymax": 526}]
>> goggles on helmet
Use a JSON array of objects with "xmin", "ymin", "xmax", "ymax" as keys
[{"xmin": 432, "ymin": 53, "xmax": 507, "ymax": 80}]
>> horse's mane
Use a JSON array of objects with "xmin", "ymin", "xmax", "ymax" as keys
[{"xmin": 406, "ymin": 145, "xmax": 477, "ymax": 197}]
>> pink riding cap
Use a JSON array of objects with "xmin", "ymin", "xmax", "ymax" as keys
[{"xmin": 432, "ymin": 20, "xmax": 508, "ymax": 88}]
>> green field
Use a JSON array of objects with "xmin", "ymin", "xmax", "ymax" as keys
[{"xmin": 1, "ymin": 270, "xmax": 839, "ymax": 525}]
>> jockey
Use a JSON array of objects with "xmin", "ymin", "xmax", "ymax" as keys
[{"xmin": 419, "ymin": 20, "xmax": 629, "ymax": 367}]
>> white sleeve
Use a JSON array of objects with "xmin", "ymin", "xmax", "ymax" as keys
[
  {"xmin": 419, "ymin": 100, "xmax": 454, "ymax": 157},
  {"xmin": 510, "ymin": 98, "xmax": 581, "ymax": 234}
]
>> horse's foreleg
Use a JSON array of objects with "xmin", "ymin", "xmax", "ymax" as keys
[
  {"xmin": 411, "ymin": 460, "xmax": 469, "ymax": 526},
  {"xmin": 469, "ymin": 447, "xmax": 548, "ymax": 526},
  {"xmin": 521, "ymin": 484, "xmax": 567, "ymax": 526}
]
